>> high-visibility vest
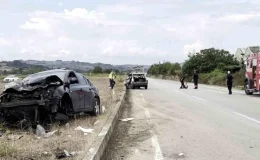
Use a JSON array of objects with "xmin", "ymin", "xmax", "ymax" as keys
[{"xmin": 109, "ymin": 72, "xmax": 115, "ymax": 79}]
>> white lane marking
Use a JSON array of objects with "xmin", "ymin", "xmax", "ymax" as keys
[
  {"xmin": 192, "ymin": 96, "xmax": 205, "ymax": 101},
  {"xmin": 145, "ymin": 108, "xmax": 151, "ymax": 118},
  {"xmin": 140, "ymin": 93, "xmax": 164, "ymax": 160},
  {"xmin": 234, "ymin": 112, "xmax": 260, "ymax": 124},
  {"xmin": 150, "ymin": 130, "xmax": 164, "ymax": 160}
]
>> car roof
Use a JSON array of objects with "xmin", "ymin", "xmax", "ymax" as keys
[
  {"xmin": 36, "ymin": 69, "xmax": 71, "ymax": 74},
  {"xmin": 23, "ymin": 69, "xmax": 73, "ymax": 81}
]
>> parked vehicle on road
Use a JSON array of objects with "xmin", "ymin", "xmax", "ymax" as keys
[
  {"xmin": 124, "ymin": 72, "xmax": 148, "ymax": 89},
  {"xmin": 0, "ymin": 69, "xmax": 101, "ymax": 128},
  {"xmin": 3, "ymin": 75, "xmax": 20, "ymax": 83},
  {"xmin": 244, "ymin": 53, "xmax": 260, "ymax": 95}
]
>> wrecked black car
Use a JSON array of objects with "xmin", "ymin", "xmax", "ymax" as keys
[{"xmin": 0, "ymin": 69, "xmax": 101, "ymax": 128}]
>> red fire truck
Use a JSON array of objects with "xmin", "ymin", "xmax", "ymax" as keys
[{"xmin": 244, "ymin": 53, "xmax": 259, "ymax": 95}]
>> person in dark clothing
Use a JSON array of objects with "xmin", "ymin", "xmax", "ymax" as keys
[
  {"xmin": 193, "ymin": 70, "xmax": 199, "ymax": 89},
  {"xmin": 180, "ymin": 74, "xmax": 188, "ymax": 89},
  {"xmin": 226, "ymin": 71, "xmax": 233, "ymax": 95}
]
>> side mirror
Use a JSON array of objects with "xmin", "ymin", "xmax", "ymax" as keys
[{"xmin": 69, "ymin": 77, "xmax": 78, "ymax": 84}]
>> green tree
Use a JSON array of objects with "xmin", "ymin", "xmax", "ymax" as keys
[
  {"xmin": 182, "ymin": 48, "xmax": 239, "ymax": 75},
  {"xmin": 147, "ymin": 62, "xmax": 181, "ymax": 76},
  {"xmin": 92, "ymin": 66, "xmax": 103, "ymax": 73},
  {"xmin": 3, "ymin": 70, "xmax": 7, "ymax": 75},
  {"xmin": 103, "ymin": 69, "xmax": 112, "ymax": 74},
  {"xmin": 18, "ymin": 67, "xmax": 23, "ymax": 74}
]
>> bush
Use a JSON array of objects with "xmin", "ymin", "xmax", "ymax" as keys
[
  {"xmin": 182, "ymin": 48, "xmax": 239, "ymax": 75},
  {"xmin": 197, "ymin": 69, "xmax": 244, "ymax": 87},
  {"xmin": 92, "ymin": 66, "xmax": 103, "ymax": 73},
  {"xmin": 0, "ymin": 142, "xmax": 17, "ymax": 157},
  {"xmin": 116, "ymin": 76, "xmax": 124, "ymax": 83},
  {"xmin": 233, "ymin": 70, "xmax": 245, "ymax": 87},
  {"xmin": 148, "ymin": 62, "xmax": 181, "ymax": 76}
]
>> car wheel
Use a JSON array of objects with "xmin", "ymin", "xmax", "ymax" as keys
[
  {"xmin": 145, "ymin": 85, "xmax": 148, "ymax": 89},
  {"xmin": 60, "ymin": 99, "xmax": 71, "ymax": 115},
  {"xmin": 244, "ymin": 84, "xmax": 253, "ymax": 95},
  {"xmin": 93, "ymin": 98, "xmax": 100, "ymax": 116}
]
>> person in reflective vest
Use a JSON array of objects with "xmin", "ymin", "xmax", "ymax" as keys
[{"xmin": 109, "ymin": 70, "xmax": 116, "ymax": 89}]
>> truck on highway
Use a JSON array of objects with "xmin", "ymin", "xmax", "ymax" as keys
[{"xmin": 244, "ymin": 52, "xmax": 260, "ymax": 95}]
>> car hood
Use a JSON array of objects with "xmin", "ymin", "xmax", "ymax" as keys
[{"xmin": 3, "ymin": 75, "xmax": 63, "ymax": 93}]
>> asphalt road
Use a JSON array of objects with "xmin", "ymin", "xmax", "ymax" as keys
[{"xmin": 103, "ymin": 78, "xmax": 260, "ymax": 160}]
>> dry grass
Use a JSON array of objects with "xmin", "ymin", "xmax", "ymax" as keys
[{"xmin": 0, "ymin": 77, "xmax": 125, "ymax": 160}]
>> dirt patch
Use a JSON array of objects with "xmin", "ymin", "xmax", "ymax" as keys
[
  {"xmin": 0, "ymin": 77, "xmax": 125, "ymax": 160},
  {"xmin": 102, "ymin": 91, "xmax": 151, "ymax": 160}
]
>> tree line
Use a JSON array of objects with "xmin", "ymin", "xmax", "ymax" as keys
[
  {"xmin": 148, "ymin": 48, "xmax": 241, "ymax": 77},
  {"xmin": 182, "ymin": 48, "xmax": 240, "ymax": 75},
  {"xmin": 147, "ymin": 62, "xmax": 181, "ymax": 76},
  {"xmin": 92, "ymin": 66, "xmax": 122, "ymax": 74}
]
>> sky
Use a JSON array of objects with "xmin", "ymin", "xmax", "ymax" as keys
[{"xmin": 0, "ymin": 0, "xmax": 260, "ymax": 65}]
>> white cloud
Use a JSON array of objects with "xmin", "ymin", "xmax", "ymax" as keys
[
  {"xmin": 218, "ymin": 12, "xmax": 260, "ymax": 22},
  {"xmin": 3, "ymin": 1, "xmax": 260, "ymax": 64},
  {"xmin": 49, "ymin": 54, "xmax": 60, "ymax": 58},
  {"xmin": 20, "ymin": 18, "xmax": 51, "ymax": 30},
  {"xmin": 183, "ymin": 42, "xmax": 204, "ymax": 55},
  {"xmin": 101, "ymin": 39, "xmax": 167, "ymax": 57},
  {"xmin": 58, "ymin": 2, "xmax": 63, "ymax": 7},
  {"xmin": 64, "ymin": 8, "xmax": 105, "ymax": 20},
  {"xmin": 20, "ymin": 48, "xmax": 28, "ymax": 54},
  {"xmin": 97, "ymin": 4, "xmax": 143, "ymax": 15},
  {"xmin": 60, "ymin": 49, "xmax": 71, "ymax": 55},
  {"xmin": 0, "ymin": 38, "xmax": 12, "ymax": 45},
  {"xmin": 20, "ymin": 47, "xmax": 45, "ymax": 56},
  {"xmin": 161, "ymin": 24, "xmax": 177, "ymax": 32}
]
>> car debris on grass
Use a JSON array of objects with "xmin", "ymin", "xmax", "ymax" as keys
[
  {"xmin": 0, "ymin": 69, "xmax": 101, "ymax": 129},
  {"xmin": 120, "ymin": 118, "xmax": 134, "ymax": 122},
  {"xmin": 0, "ymin": 75, "xmax": 125, "ymax": 160}
]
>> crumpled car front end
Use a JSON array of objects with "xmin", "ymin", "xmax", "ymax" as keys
[{"xmin": 0, "ymin": 75, "xmax": 63, "ymax": 128}]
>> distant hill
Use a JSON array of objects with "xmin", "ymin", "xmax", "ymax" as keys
[{"xmin": 2, "ymin": 60, "xmax": 150, "ymax": 73}]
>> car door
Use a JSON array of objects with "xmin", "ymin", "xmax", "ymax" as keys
[
  {"xmin": 67, "ymin": 72, "xmax": 85, "ymax": 112},
  {"xmin": 85, "ymin": 77, "xmax": 98, "ymax": 94},
  {"xmin": 76, "ymin": 74, "xmax": 94, "ymax": 111}
]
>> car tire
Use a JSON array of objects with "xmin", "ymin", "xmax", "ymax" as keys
[
  {"xmin": 93, "ymin": 98, "xmax": 101, "ymax": 116},
  {"xmin": 145, "ymin": 86, "xmax": 148, "ymax": 89},
  {"xmin": 244, "ymin": 84, "xmax": 253, "ymax": 95},
  {"xmin": 60, "ymin": 98, "xmax": 72, "ymax": 115}
]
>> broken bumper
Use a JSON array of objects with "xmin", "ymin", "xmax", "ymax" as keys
[
  {"xmin": 0, "ymin": 98, "xmax": 60, "ymax": 123},
  {"xmin": 0, "ymin": 100, "xmax": 46, "ymax": 108},
  {"xmin": 131, "ymin": 82, "xmax": 148, "ymax": 87}
]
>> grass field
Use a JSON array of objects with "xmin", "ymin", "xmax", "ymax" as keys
[{"xmin": 0, "ymin": 77, "xmax": 125, "ymax": 160}]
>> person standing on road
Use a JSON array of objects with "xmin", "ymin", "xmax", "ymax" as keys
[
  {"xmin": 226, "ymin": 71, "xmax": 233, "ymax": 95},
  {"xmin": 109, "ymin": 70, "xmax": 116, "ymax": 89},
  {"xmin": 180, "ymin": 74, "xmax": 188, "ymax": 89},
  {"xmin": 193, "ymin": 70, "xmax": 199, "ymax": 89}
]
